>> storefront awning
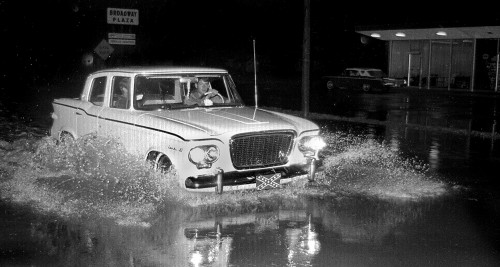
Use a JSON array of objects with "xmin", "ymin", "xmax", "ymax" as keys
[{"xmin": 356, "ymin": 26, "xmax": 500, "ymax": 41}]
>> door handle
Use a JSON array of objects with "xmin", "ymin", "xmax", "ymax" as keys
[{"xmin": 76, "ymin": 112, "xmax": 82, "ymax": 115}]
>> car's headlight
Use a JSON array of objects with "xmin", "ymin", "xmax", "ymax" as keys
[
  {"xmin": 298, "ymin": 135, "xmax": 326, "ymax": 157},
  {"xmin": 189, "ymin": 145, "xmax": 220, "ymax": 169}
]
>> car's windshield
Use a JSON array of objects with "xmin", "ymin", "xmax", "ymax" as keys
[{"xmin": 133, "ymin": 73, "xmax": 244, "ymax": 110}]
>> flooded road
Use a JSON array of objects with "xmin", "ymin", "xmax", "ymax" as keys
[{"xmin": 1, "ymin": 88, "xmax": 500, "ymax": 266}]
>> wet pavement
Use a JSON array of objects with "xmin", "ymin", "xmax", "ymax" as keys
[
  {"xmin": 319, "ymin": 88, "xmax": 500, "ymax": 136},
  {"xmin": 1, "ymin": 87, "xmax": 500, "ymax": 266}
]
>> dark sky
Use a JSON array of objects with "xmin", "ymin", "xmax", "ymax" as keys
[{"xmin": 1, "ymin": 0, "xmax": 498, "ymax": 90}]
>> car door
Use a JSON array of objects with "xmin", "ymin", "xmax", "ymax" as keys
[
  {"xmin": 97, "ymin": 75, "xmax": 137, "ymax": 150},
  {"xmin": 76, "ymin": 75, "xmax": 107, "ymax": 137}
]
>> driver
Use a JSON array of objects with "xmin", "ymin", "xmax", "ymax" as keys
[{"xmin": 184, "ymin": 78, "xmax": 221, "ymax": 106}]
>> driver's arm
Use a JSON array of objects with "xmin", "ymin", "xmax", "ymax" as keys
[
  {"xmin": 207, "ymin": 89, "xmax": 226, "ymax": 104},
  {"xmin": 184, "ymin": 93, "xmax": 202, "ymax": 105},
  {"xmin": 206, "ymin": 88, "xmax": 219, "ymax": 95}
]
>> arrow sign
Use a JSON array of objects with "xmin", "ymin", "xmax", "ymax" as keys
[{"xmin": 94, "ymin": 39, "xmax": 114, "ymax": 60}]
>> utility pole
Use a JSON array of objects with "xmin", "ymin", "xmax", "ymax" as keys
[{"xmin": 301, "ymin": 0, "xmax": 311, "ymax": 118}]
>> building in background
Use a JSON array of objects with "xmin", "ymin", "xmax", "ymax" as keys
[{"xmin": 356, "ymin": 26, "xmax": 500, "ymax": 92}]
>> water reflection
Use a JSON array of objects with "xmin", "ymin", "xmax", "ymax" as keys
[
  {"xmin": 20, "ymin": 196, "xmax": 428, "ymax": 266},
  {"xmin": 285, "ymin": 215, "xmax": 320, "ymax": 266},
  {"xmin": 317, "ymin": 117, "xmax": 499, "ymax": 190},
  {"xmin": 314, "ymin": 90, "xmax": 500, "ymax": 142},
  {"xmin": 180, "ymin": 210, "xmax": 316, "ymax": 266},
  {"xmin": 184, "ymin": 221, "xmax": 230, "ymax": 266},
  {"xmin": 429, "ymin": 138, "xmax": 440, "ymax": 170}
]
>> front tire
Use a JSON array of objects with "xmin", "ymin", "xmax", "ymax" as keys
[
  {"xmin": 157, "ymin": 154, "xmax": 172, "ymax": 173},
  {"xmin": 147, "ymin": 151, "xmax": 173, "ymax": 173},
  {"xmin": 59, "ymin": 131, "xmax": 74, "ymax": 144}
]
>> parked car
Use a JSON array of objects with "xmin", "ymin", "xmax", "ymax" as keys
[
  {"xmin": 50, "ymin": 66, "xmax": 326, "ymax": 193},
  {"xmin": 323, "ymin": 68, "xmax": 406, "ymax": 92}
]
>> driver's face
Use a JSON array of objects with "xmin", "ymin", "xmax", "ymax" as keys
[
  {"xmin": 120, "ymin": 85, "xmax": 128, "ymax": 95},
  {"xmin": 198, "ymin": 80, "xmax": 209, "ymax": 93}
]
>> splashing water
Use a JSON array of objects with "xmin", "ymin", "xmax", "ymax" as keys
[
  {"xmin": 0, "ymin": 134, "xmax": 173, "ymax": 226},
  {"xmin": 0, "ymin": 129, "xmax": 448, "ymax": 226},
  {"xmin": 155, "ymin": 130, "xmax": 448, "ymax": 211},
  {"xmin": 314, "ymin": 130, "xmax": 447, "ymax": 199}
]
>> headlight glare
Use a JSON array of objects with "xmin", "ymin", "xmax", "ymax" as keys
[
  {"xmin": 298, "ymin": 136, "xmax": 326, "ymax": 154},
  {"xmin": 306, "ymin": 136, "xmax": 327, "ymax": 151},
  {"xmin": 189, "ymin": 147, "xmax": 205, "ymax": 163}
]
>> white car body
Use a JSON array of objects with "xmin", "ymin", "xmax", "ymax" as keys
[{"xmin": 50, "ymin": 67, "xmax": 325, "ymax": 192}]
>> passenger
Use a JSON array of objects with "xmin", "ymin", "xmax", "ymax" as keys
[
  {"xmin": 115, "ymin": 77, "xmax": 130, "ymax": 109},
  {"xmin": 184, "ymin": 78, "xmax": 221, "ymax": 106}
]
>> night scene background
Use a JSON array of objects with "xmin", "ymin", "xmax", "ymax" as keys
[
  {"xmin": 1, "ymin": 1, "xmax": 500, "ymax": 266},
  {"xmin": 3, "ymin": 0, "xmax": 499, "ymax": 103}
]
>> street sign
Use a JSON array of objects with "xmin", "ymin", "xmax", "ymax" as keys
[
  {"xmin": 109, "ymin": 39, "xmax": 136, "ymax": 45},
  {"xmin": 94, "ymin": 39, "xmax": 114, "ymax": 60},
  {"xmin": 108, "ymin": 32, "xmax": 136, "ymax": 45},
  {"xmin": 108, "ymin": 33, "xmax": 136, "ymax": 40},
  {"xmin": 107, "ymin": 8, "xmax": 139, "ymax": 25}
]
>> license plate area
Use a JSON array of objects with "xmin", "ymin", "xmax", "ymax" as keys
[{"xmin": 256, "ymin": 173, "xmax": 281, "ymax": 190}]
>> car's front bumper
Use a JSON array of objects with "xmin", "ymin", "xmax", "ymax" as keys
[{"xmin": 183, "ymin": 162, "xmax": 320, "ymax": 192}]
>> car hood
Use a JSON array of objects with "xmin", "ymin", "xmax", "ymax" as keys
[{"xmin": 136, "ymin": 106, "xmax": 319, "ymax": 140}]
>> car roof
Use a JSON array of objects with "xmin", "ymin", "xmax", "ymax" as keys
[
  {"xmin": 92, "ymin": 66, "xmax": 229, "ymax": 75},
  {"xmin": 345, "ymin": 68, "xmax": 382, "ymax": 72}
]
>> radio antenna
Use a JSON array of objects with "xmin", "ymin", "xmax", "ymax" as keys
[{"xmin": 253, "ymin": 39, "xmax": 258, "ymax": 108}]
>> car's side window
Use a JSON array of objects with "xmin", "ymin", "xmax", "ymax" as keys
[
  {"xmin": 89, "ymin": 76, "xmax": 107, "ymax": 106},
  {"xmin": 110, "ymin": 76, "xmax": 131, "ymax": 109}
]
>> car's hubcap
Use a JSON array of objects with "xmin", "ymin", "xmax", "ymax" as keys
[{"xmin": 327, "ymin": 81, "xmax": 334, "ymax": 90}]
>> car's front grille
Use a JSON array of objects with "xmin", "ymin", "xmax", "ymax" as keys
[{"xmin": 230, "ymin": 131, "xmax": 294, "ymax": 169}]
